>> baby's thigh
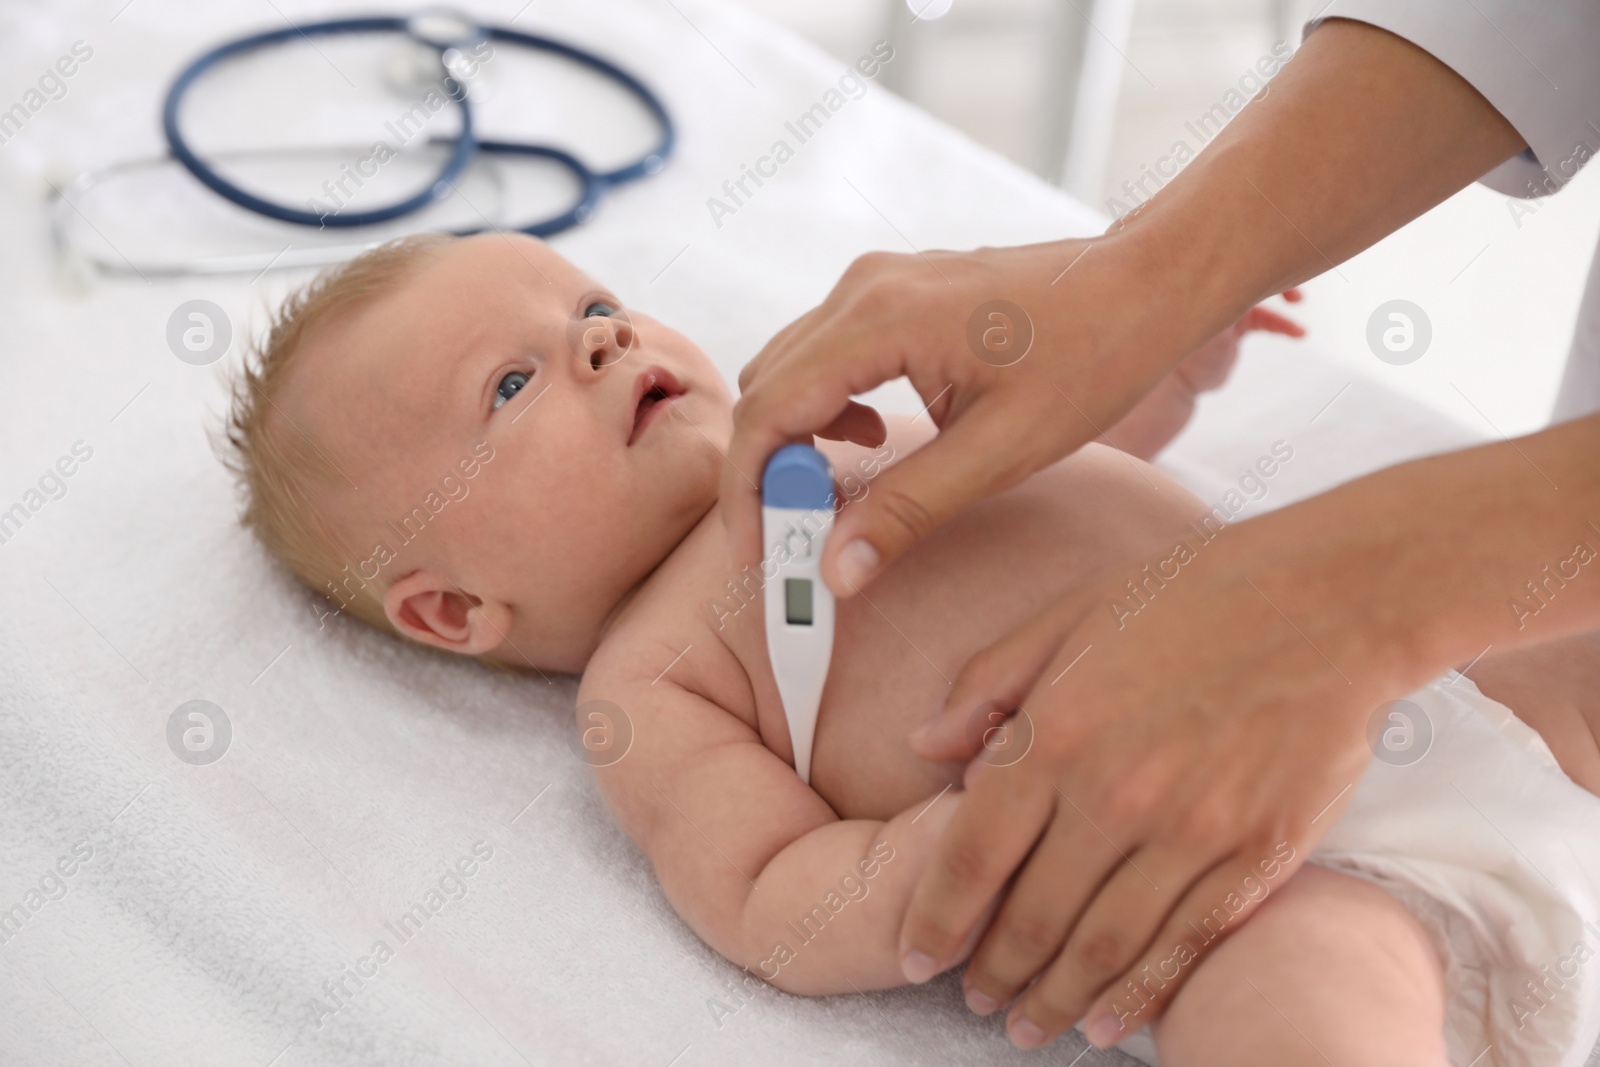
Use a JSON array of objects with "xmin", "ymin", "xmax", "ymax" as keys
[{"xmin": 1153, "ymin": 865, "xmax": 1448, "ymax": 1067}]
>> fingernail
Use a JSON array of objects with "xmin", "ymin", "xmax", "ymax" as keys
[
  {"xmin": 1009, "ymin": 1018, "xmax": 1047, "ymax": 1049},
  {"xmin": 1084, "ymin": 1007, "xmax": 1125, "ymax": 1047},
  {"xmin": 964, "ymin": 988, "xmax": 999, "ymax": 1014},
  {"xmin": 835, "ymin": 539, "xmax": 879, "ymax": 592},
  {"xmin": 901, "ymin": 950, "xmax": 940, "ymax": 984}
]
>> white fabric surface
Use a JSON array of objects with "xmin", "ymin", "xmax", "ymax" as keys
[{"xmin": 2, "ymin": 1, "xmax": 1596, "ymax": 1065}]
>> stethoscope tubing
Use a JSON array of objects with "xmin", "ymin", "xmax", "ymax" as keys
[
  {"xmin": 48, "ymin": 141, "xmax": 518, "ymax": 278},
  {"xmin": 160, "ymin": 14, "xmax": 675, "ymax": 236},
  {"xmin": 163, "ymin": 17, "xmax": 476, "ymax": 229}
]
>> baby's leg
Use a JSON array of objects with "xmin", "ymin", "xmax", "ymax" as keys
[{"xmin": 1152, "ymin": 866, "xmax": 1448, "ymax": 1067}]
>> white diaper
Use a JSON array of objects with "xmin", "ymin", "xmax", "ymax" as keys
[{"xmin": 1107, "ymin": 673, "xmax": 1600, "ymax": 1067}]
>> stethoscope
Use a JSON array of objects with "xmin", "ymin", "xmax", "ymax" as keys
[{"xmin": 50, "ymin": 9, "xmax": 675, "ymax": 278}]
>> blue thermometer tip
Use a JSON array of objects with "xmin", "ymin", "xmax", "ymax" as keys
[{"xmin": 762, "ymin": 443, "xmax": 834, "ymax": 509}]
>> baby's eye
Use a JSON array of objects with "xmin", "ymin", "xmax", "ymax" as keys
[
  {"xmin": 584, "ymin": 301, "xmax": 616, "ymax": 318},
  {"xmin": 493, "ymin": 370, "xmax": 531, "ymax": 410}
]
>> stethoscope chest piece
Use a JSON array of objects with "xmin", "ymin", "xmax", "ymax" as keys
[{"xmin": 382, "ymin": 10, "xmax": 490, "ymax": 99}]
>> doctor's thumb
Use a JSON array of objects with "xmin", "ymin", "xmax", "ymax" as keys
[
  {"xmin": 821, "ymin": 400, "xmax": 1039, "ymax": 599},
  {"xmin": 820, "ymin": 448, "xmax": 963, "ymax": 598},
  {"xmin": 822, "ymin": 491, "xmax": 930, "ymax": 598}
]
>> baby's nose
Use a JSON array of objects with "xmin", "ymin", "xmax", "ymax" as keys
[{"xmin": 573, "ymin": 312, "xmax": 635, "ymax": 371}]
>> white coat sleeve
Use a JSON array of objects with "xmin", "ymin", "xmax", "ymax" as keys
[{"xmin": 1307, "ymin": 0, "xmax": 1600, "ymax": 198}]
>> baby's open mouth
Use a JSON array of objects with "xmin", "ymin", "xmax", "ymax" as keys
[{"xmin": 628, "ymin": 367, "xmax": 686, "ymax": 445}]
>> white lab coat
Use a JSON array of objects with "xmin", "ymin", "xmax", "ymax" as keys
[{"xmin": 1311, "ymin": 0, "xmax": 1600, "ymax": 421}]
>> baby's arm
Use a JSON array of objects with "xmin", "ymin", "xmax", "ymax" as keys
[{"xmin": 582, "ymin": 675, "xmax": 964, "ymax": 995}]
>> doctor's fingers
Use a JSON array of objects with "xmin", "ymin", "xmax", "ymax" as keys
[
  {"xmin": 727, "ymin": 309, "xmax": 981, "ymax": 584},
  {"xmin": 915, "ymin": 585, "xmax": 1103, "ymax": 763},
  {"xmin": 736, "ymin": 315, "xmax": 888, "ymax": 447},
  {"xmin": 720, "ymin": 310, "xmax": 886, "ymax": 571},
  {"xmin": 994, "ymin": 836, "xmax": 1223, "ymax": 1049},
  {"xmin": 737, "ymin": 302, "xmax": 827, "ymax": 393},
  {"xmin": 897, "ymin": 754, "xmax": 1057, "ymax": 984},
  {"xmin": 723, "ymin": 295, "xmax": 950, "ymax": 571},
  {"xmin": 957, "ymin": 806, "xmax": 1178, "ymax": 1016},
  {"xmin": 815, "ymin": 400, "xmax": 889, "ymax": 446},
  {"xmin": 1071, "ymin": 843, "xmax": 1313, "ymax": 1048},
  {"xmin": 817, "ymin": 384, "xmax": 1067, "ymax": 597},
  {"xmin": 737, "ymin": 246, "xmax": 945, "ymax": 393}
]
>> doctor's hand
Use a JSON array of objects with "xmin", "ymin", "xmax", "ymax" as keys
[
  {"xmin": 900, "ymin": 494, "xmax": 1412, "ymax": 1049},
  {"xmin": 895, "ymin": 407, "xmax": 1600, "ymax": 1049},
  {"xmin": 721, "ymin": 234, "xmax": 1251, "ymax": 594},
  {"xmin": 720, "ymin": 14, "xmax": 1528, "ymax": 595}
]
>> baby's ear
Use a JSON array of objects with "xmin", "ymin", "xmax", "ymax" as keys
[{"xmin": 383, "ymin": 570, "xmax": 511, "ymax": 656}]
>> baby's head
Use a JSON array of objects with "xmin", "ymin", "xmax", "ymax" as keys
[{"xmin": 223, "ymin": 233, "xmax": 733, "ymax": 672}]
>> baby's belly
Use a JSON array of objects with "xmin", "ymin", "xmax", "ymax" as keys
[
  {"xmin": 741, "ymin": 442, "xmax": 1203, "ymax": 820},
  {"xmin": 805, "ymin": 605, "xmax": 969, "ymax": 820},
  {"xmin": 796, "ymin": 523, "xmax": 1068, "ymax": 819}
]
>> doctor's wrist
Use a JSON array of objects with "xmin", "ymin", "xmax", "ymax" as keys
[
  {"xmin": 1215, "ymin": 487, "xmax": 1441, "ymax": 701},
  {"xmin": 1097, "ymin": 201, "xmax": 1262, "ymax": 373},
  {"xmin": 1250, "ymin": 414, "xmax": 1600, "ymax": 692}
]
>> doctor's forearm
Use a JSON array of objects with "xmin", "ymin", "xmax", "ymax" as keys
[
  {"xmin": 1109, "ymin": 18, "xmax": 1525, "ymax": 349},
  {"xmin": 1243, "ymin": 414, "xmax": 1600, "ymax": 689}
]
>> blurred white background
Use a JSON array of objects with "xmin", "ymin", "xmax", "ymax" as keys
[{"xmin": 730, "ymin": 0, "xmax": 1600, "ymax": 437}]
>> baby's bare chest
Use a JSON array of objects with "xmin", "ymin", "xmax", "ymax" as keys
[
  {"xmin": 613, "ymin": 449, "xmax": 1182, "ymax": 821},
  {"xmin": 787, "ymin": 469, "xmax": 1166, "ymax": 819}
]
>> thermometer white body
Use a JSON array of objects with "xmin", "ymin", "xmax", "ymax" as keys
[{"xmin": 761, "ymin": 444, "xmax": 837, "ymax": 785}]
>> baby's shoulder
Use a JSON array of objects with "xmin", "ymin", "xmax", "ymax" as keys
[{"xmin": 580, "ymin": 562, "xmax": 759, "ymax": 735}]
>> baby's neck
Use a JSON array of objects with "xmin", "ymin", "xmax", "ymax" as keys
[{"xmin": 596, "ymin": 501, "xmax": 750, "ymax": 650}]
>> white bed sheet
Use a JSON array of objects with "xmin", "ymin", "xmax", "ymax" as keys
[{"xmin": 2, "ymin": 1, "xmax": 1593, "ymax": 1065}]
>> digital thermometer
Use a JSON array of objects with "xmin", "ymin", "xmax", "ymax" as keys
[{"xmin": 762, "ymin": 443, "xmax": 837, "ymax": 785}]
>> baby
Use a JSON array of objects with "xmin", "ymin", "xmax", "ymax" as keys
[{"xmin": 224, "ymin": 232, "xmax": 1600, "ymax": 1066}]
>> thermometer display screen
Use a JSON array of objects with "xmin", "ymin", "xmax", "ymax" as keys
[{"xmin": 784, "ymin": 578, "xmax": 814, "ymax": 626}]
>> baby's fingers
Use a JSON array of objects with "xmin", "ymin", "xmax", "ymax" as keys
[{"xmin": 1240, "ymin": 305, "xmax": 1305, "ymax": 338}]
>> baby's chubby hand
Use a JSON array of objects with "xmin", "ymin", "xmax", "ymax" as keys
[{"xmin": 1105, "ymin": 290, "xmax": 1304, "ymax": 459}]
